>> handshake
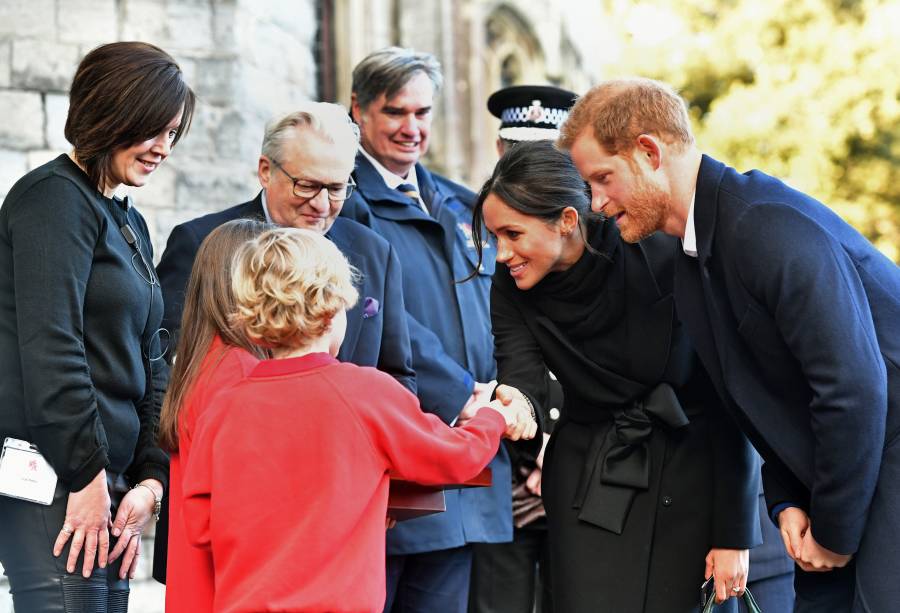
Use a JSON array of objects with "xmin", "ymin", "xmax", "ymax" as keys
[{"xmin": 459, "ymin": 381, "xmax": 538, "ymax": 441}]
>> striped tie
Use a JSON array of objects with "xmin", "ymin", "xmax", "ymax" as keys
[{"xmin": 397, "ymin": 183, "xmax": 420, "ymax": 201}]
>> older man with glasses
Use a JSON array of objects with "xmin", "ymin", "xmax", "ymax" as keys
[{"xmin": 152, "ymin": 102, "xmax": 416, "ymax": 587}]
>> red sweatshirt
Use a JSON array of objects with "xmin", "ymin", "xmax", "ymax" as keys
[
  {"xmin": 182, "ymin": 353, "xmax": 505, "ymax": 613},
  {"xmin": 166, "ymin": 336, "xmax": 259, "ymax": 613}
]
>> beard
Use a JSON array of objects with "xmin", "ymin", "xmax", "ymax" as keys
[{"xmin": 616, "ymin": 174, "xmax": 672, "ymax": 243}]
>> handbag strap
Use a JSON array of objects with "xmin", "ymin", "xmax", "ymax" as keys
[{"xmin": 701, "ymin": 587, "xmax": 762, "ymax": 613}]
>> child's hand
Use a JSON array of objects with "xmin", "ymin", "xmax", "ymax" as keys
[{"xmin": 486, "ymin": 396, "xmax": 537, "ymax": 441}]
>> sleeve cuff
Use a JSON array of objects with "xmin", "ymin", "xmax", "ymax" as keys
[
  {"xmin": 67, "ymin": 450, "xmax": 110, "ymax": 492},
  {"xmin": 770, "ymin": 502, "xmax": 798, "ymax": 526}
]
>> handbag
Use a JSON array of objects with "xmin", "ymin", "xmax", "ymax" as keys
[{"xmin": 700, "ymin": 576, "xmax": 762, "ymax": 613}]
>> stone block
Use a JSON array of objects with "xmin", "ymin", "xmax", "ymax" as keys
[
  {"xmin": 12, "ymin": 40, "xmax": 80, "ymax": 92},
  {"xmin": 166, "ymin": 2, "xmax": 214, "ymax": 54},
  {"xmin": 27, "ymin": 149, "xmax": 66, "ymax": 171},
  {"xmin": 46, "ymin": 93, "xmax": 71, "ymax": 151},
  {"xmin": 121, "ymin": 0, "xmax": 169, "ymax": 46},
  {"xmin": 193, "ymin": 57, "xmax": 237, "ymax": 107},
  {"xmin": 0, "ymin": 91, "xmax": 44, "ymax": 150},
  {"xmin": 0, "ymin": 0, "xmax": 55, "ymax": 39},
  {"xmin": 119, "ymin": 163, "xmax": 176, "ymax": 210},
  {"xmin": 246, "ymin": 19, "xmax": 314, "ymax": 86},
  {"xmin": 174, "ymin": 161, "xmax": 258, "ymax": 214},
  {"xmin": 58, "ymin": 0, "xmax": 118, "ymax": 45},
  {"xmin": 0, "ymin": 149, "xmax": 28, "ymax": 201},
  {"xmin": 212, "ymin": 1, "xmax": 240, "ymax": 50},
  {"xmin": 0, "ymin": 42, "xmax": 10, "ymax": 88}
]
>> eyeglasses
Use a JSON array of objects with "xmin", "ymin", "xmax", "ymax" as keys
[{"xmin": 270, "ymin": 158, "xmax": 356, "ymax": 202}]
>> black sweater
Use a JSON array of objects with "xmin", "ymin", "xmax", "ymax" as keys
[{"xmin": 0, "ymin": 155, "xmax": 168, "ymax": 492}]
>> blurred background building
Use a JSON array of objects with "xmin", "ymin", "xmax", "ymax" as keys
[{"xmin": 1, "ymin": 0, "xmax": 898, "ymax": 610}]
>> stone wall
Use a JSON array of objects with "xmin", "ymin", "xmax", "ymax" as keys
[
  {"xmin": 0, "ymin": 1, "xmax": 317, "ymax": 610},
  {"xmin": 0, "ymin": 0, "xmax": 318, "ymax": 259}
]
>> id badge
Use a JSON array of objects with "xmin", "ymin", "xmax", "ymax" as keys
[{"xmin": 0, "ymin": 437, "xmax": 58, "ymax": 505}]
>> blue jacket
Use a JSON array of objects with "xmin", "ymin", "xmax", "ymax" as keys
[
  {"xmin": 675, "ymin": 155, "xmax": 900, "ymax": 556},
  {"xmin": 155, "ymin": 194, "xmax": 415, "ymax": 391},
  {"xmin": 342, "ymin": 154, "xmax": 512, "ymax": 554}
]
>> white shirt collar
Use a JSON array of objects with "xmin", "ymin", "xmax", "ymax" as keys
[
  {"xmin": 682, "ymin": 190, "xmax": 698, "ymax": 258},
  {"xmin": 359, "ymin": 147, "xmax": 426, "ymax": 212},
  {"xmin": 260, "ymin": 190, "xmax": 274, "ymax": 224}
]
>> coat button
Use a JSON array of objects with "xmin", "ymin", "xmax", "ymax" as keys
[
  {"xmin": 662, "ymin": 496, "xmax": 673, "ymax": 507},
  {"xmin": 549, "ymin": 408, "xmax": 560, "ymax": 421}
]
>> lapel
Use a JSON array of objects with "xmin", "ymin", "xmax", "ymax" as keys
[
  {"xmin": 326, "ymin": 220, "xmax": 363, "ymax": 361},
  {"xmin": 244, "ymin": 193, "xmax": 266, "ymax": 219},
  {"xmin": 675, "ymin": 156, "xmax": 730, "ymax": 399},
  {"xmin": 416, "ymin": 166, "xmax": 462, "ymax": 266},
  {"xmin": 621, "ymin": 236, "xmax": 676, "ymax": 384}
]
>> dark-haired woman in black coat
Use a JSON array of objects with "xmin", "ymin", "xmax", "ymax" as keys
[
  {"xmin": 0, "ymin": 41, "xmax": 194, "ymax": 612},
  {"xmin": 471, "ymin": 140, "xmax": 760, "ymax": 612}
]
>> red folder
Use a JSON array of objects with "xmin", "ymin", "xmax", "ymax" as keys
[{"xmin": 388, "ymin": 468, "xmax": 492, "ymax": 521}]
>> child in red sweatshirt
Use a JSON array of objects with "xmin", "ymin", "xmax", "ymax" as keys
[{"xmin": 182, "ymin": 227, "xmax": 535, "ymax": 613}]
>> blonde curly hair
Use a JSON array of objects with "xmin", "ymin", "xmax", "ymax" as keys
[{"xmin": 230, "ymin": 228, "xmax": 359, "ymax": 350}]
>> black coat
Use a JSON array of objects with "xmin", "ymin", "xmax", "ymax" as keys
[
  {"xmin": 0, "ymin": 155, "xmax": 168, "ymax": 492},
  {"xmin": 491, "ymin": 221, "xmax": 760, "ymax": 612}
]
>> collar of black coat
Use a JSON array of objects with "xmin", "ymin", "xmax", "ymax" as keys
[{"xmin": 693, "ymin": 155, "xmax": 728, "ymax": 263}]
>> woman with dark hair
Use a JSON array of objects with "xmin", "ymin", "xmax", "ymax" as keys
[
  {"xmin": 0, "ymin": 41, "xmax": 194, "ymax": 611},
  {"xmin": 470, "ymin": 140, "xmax": 760, "ymax": 612},
  {"xmin": 158, "ymin": 219, "xmax": 271, "ymax": 613}
]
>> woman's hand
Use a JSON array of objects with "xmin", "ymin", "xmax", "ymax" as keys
[
  {"xmin": 53, "ymin": 469, "xmax": 111, "ymax": 577},
  {"xmin": 705, "ymin": 547, "xmax": 749, "ymax": 604},
  {"xmin": 108, "ymin": 478, "xmax": 163, "ymax": 579},
  {"xmin": 457, "ymin": 380, "xmax": 498, "ymax": 426}
]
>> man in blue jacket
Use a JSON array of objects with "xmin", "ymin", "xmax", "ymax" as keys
[
  {"xmin": 153, "ymin": 102, "xmax": 416, "ymax": 581},
  {"xmin": 341, "ymin": 47, "xmax": 512, "ymax": 612},
  {"xmin": 560, "ymin": 77, "xmax": 899, "ymax": 612}
]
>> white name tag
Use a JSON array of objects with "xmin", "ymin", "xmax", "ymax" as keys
[{"xmin": 0, "ymin": 437, "xmax": 58, "ymax": 505}]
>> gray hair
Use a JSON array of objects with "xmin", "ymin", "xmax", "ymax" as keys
[
  {"xmin": 352, "ymin": 47, "xmax": 443, "ymax": 110},
  {"xmin": 261, "ymin": 102, "xmax": 360, "ymax": 162}
]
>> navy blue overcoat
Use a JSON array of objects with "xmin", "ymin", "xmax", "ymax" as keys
[
  {"xmin": 341, "ymin": 154, "xmax": 512, "ymax": 555},
  {"xmin": 675, "ymin": 155, "xmax": 900, "ymax": 608}
]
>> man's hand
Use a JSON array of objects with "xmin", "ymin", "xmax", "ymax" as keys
[
  {"xmin": 777, "ymin": 506, "xmax": 852, "ymax": 572},
  {"xmin": 458, "ymin": 380, "xmax": 498, "ymax": 426},
  {"xmin": 777, "ymin": 506, "xmax": 810, "ymax": 562},
  {"xmin": 704, "ymin": 548, "xmax": 749, "ymax": 604},
  {"xmin": 798, "ymin": 529, "xmax": 853, "ymax": 572}
]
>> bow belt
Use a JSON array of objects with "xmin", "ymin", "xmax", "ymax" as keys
[{"xmin": 571, "ymin": 383, "xmax": 689, "ymax": 534}]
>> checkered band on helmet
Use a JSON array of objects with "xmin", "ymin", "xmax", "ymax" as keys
[{"xmin": 500, "ymin": 106, "xmax": 569, "ymax": 127}]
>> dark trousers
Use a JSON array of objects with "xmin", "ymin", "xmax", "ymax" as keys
[
  {"xmin": 384, "ymin": 546, "xmax": 473, "ymax": 613},
  {"xmin": 745, "ymin": 572, "xmax": 794, "ymax": 612},
  {"xmin": 0, "ymin": 475, "xmax": 130, "ymax": 613},
  {"xmin": 793, "ymin": 431, "xmax": 900, "ymax": 613},
  {"xmin": 469, "ymin": 528, "xmax": 552, "ymax": 613}
]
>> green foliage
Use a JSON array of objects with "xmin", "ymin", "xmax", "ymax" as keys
[{"xmin": 598, "ymin": 0, "xmax": 900, "ymax": 260}]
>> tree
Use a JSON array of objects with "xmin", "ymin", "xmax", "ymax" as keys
[{"xmin": 596, "ymin": 0, "xmax": 900, "ymax": 260}]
